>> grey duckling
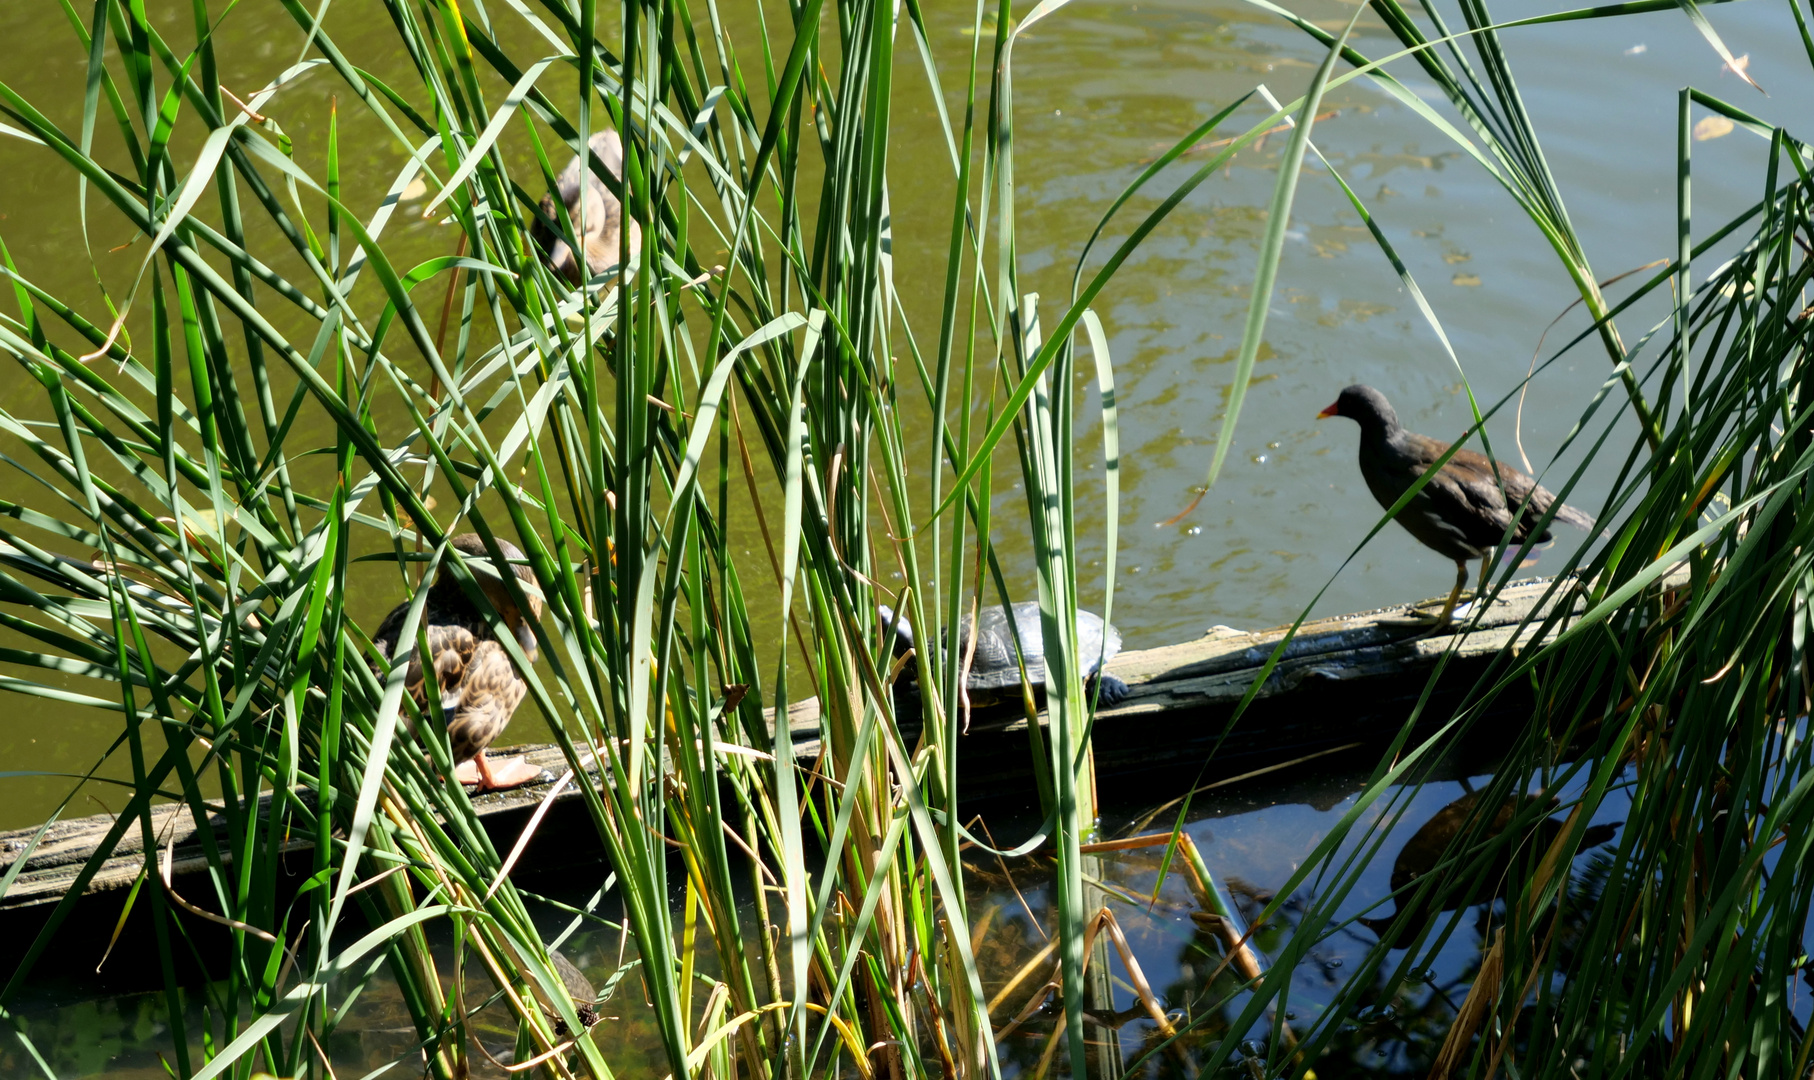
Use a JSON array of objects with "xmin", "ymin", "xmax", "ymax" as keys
[{"xmin": 532, "ymin": 129, "xmax": 641, "ymax": 284}]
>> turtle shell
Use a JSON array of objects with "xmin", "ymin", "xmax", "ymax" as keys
[
  {"xmin": 953, "ymin": 602, "xmax": 1122, "ymax": 692},
  {"xmin": 549, "ymin": 948, "xmax": 600, "ymax": 1034}
]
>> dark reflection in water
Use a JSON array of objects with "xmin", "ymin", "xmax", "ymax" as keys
[
  {"xmin": 959, "ymin": 769, "xmax": 1629, "ymax": 1078},
  {"xmin": 0, "ymin": 767, "xmax": 1635, "ymax": 1078},
  {"xmin": 1357, "ymin": 791, "xmax": 1621, "ymax": 943},
  {"xmin": 0, "ymin": 888, "xmax": 672, "ymax": 1080}
]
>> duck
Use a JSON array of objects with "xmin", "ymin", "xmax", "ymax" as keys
[
  {"xmin": 1317, "ymin": 384, "xmax": 1594, "ymax": 627},
  {"xmin": 372, "ymin": 533, "xmax": 547, "ymax": 791},
  {"xmin": 531, "ymin": 129, "xmax": 640, "ymax": 284}
]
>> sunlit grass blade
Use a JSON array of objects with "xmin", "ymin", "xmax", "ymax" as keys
[{"xmin": 1204, "ymin": 11, "xmax": 1361, "ymax": 496}]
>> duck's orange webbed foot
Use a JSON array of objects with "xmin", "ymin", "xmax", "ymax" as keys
[{"xmin": 457, "ymin": 753, "xmax": 549, "ymax": 792}]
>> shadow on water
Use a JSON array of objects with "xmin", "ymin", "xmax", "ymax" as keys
[
  {"xmin": 964, "ymin": 770, "xmax": 1630, "ymax": 1078},
  {"xmin": 0, "ymin": 747, "xmax": 1636, "ymax": 1079}
]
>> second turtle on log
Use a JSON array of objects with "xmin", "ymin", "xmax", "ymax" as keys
[{"xmin": 880, "ymin": 602, "xmax": 1131, "ymax": 721}]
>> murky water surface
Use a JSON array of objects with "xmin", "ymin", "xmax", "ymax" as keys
[
  {"xmin": 0, "ymin": 767, "xmax": 1646, "ymax": 1078},
  {"xmin": 0, "ymin": 0, "xmax": 1804, "ymax": 821}
]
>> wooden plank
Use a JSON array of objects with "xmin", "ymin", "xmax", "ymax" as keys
[
  {"xmin": 0, "ymin": 742, "xmax": 597, "ymax": 912},
  {"xmin": 0, "ymin": 574, "xmax": 1591, "ymax": 914},
  {"xmin": 795, "ymin": 574, "xmax": 1585, "ymax": 809}
]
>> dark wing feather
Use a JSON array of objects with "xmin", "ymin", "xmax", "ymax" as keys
[
  {"xmin": 1542, "ymin": 491, "xmax": 1595, "ymax": 531},
  {"xmin": 1422, "ymin": 447, "xmax": 1524, "ymax": 550},
  {"xmin": 1442, "ymin": 446, "xmax": 1595, "ymax": 543},
  {"xmin": 1362, "ymin": 434, "xmax": 1490, "ymax": 560},
  {"xmin": 1373, "ymin": 434, "xmax": 1559, "ymax": 555},
  {"xmin": 1366, "ymin": 428, "xmax": 1593, "ymax": 552}
]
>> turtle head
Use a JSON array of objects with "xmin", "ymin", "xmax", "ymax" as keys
[{"xmin": 877, "ymin": 605, "xmax": 914, "ymax": 658}]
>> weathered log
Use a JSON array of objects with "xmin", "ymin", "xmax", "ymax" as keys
[{"xmin": 0, "ymin": 574, "xmax": 1591, "ymax": 918}]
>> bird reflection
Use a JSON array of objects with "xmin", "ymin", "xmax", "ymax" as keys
[{"xmin": 1360, "ymin": 789, "xmax": 1618, "ymax": 945}]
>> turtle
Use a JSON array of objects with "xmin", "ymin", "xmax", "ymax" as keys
[
  {"xmin": 546, "ymin": 948, "xmax": 600, "ymax": 1037},
  {"xmin": 879, "ymin": 601, "xmax": 1131, "ymax": 719}
]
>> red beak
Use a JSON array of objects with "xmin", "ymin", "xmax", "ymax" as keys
[{"xmin": 1317, "ymin": 402, "xmax": 1340, "ymax": 419}]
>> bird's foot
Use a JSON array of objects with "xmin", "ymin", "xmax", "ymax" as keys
[
  {"xmin": 461, "ymin": 753, "xmax": 551, "ymax": 792},
  {"xmin": 1376, "ymin": 609, "xmax": 1468, "ymax": 640},
  {"xmin": 1411, "ymin": 614, "xmax": 1465, "ymax": 641},
  {"xmin": 1391, "ymin": 600, "xmax": 1481, "ymax": 632}
]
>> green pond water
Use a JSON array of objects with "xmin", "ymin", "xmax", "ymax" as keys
[
  {"xmin": 0, "ymin": 0, "xmax": 1807, "ymax": 1073},
  {"xmin": 0, "ymin": 0, "xmax": 1799, "ymax": 826}
]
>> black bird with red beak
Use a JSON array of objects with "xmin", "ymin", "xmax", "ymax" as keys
[{"xmin": 1317, "ymin": 385, "xmax": 1594, "ymax": 627}]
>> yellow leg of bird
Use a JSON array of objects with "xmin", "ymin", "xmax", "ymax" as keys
[{"xmin": 1431, "ymin": 560, "xmax": 1468, "ymax": 629}]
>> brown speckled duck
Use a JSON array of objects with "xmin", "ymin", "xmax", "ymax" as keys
[
  {"xmin": 532, "ymin": 129, "xmax": 640, "ymax": 284},
  {"xmin": 373, "ymin": 534, "xmax": 546, "ymax": 791},
  {"xmin": 1318, "ymin": 385, "xmax": 1595, "ymax": 627}
]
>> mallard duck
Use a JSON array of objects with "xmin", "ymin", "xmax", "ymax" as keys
[
  {"xmin": 372, "ymin": 533, "xmax": 546, "ymax": 791},
  {"xmin": 1317, "ymin": 385, "xmax": 1595, "ymax": 627},
  {"xmin": 532, "ymin": 129, "xmax": 641, "ymax": 284}
]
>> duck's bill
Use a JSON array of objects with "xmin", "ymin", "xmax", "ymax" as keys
[
  {"xmin": 1316, "ymin": 402, "xmax": 1340, "ymax": 418},
  {"xmin": 515, "ymin": 621, "xmax": 540, "ymax": 662}
]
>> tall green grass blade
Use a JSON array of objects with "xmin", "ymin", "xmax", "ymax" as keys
[{"xmin": 1205, "ymin": 10, "xmax": 1361, "ymax": 492}]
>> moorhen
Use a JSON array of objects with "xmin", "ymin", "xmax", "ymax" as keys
[
  {"xmin": 372, "ymin": 534, "xmax": 547, "ymax": 791},
  {"xmin": 531, "ymin": 129, "xmax": 640, "ymax": 284},
  {"xmin": 1318, "ymin": 385, "xmax": 1594, "ymax": 626}
]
